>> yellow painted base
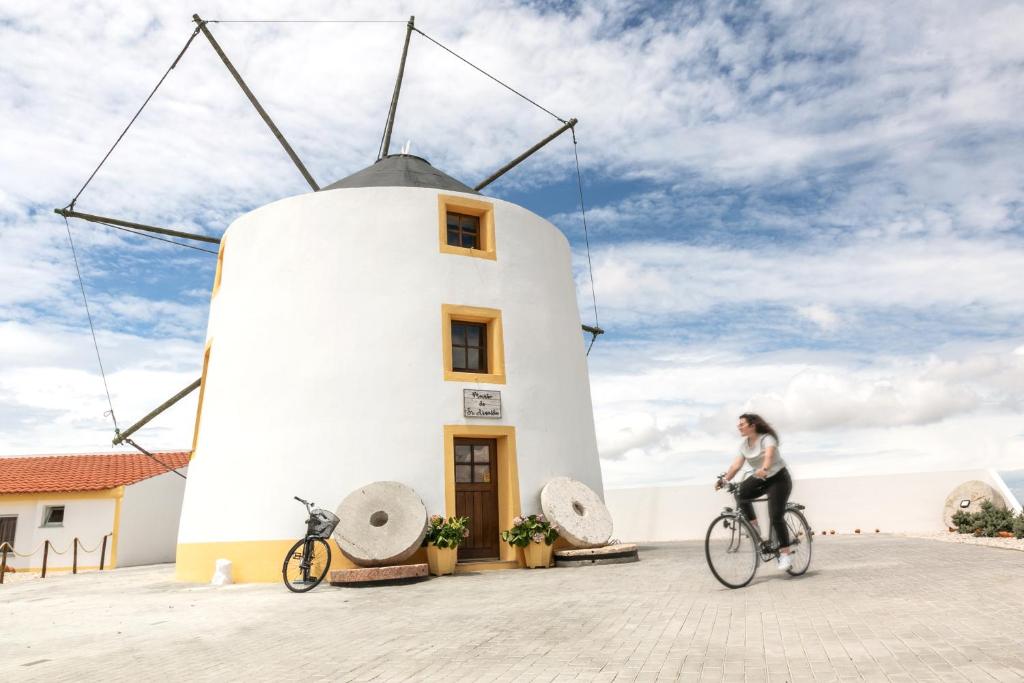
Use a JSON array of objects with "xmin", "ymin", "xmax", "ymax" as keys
[
  {"xmin": 455, "ymin": 559, "xmax": 519, "ymax": 573},
  {"xmin": 426, "ymin": 546, "xmax": 457, "ymax": 576},
  {"xmin": 521, "ymin": 543, "xmax": 554, "ymax": 568},
  {"xmin": 176, "ymin": 540, "xmax": 428, "ymax": 584}
]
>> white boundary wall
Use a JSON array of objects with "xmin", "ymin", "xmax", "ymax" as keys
[
  {"xmin": 606, "ymin": 469, "xmax": 1022, "ymax": 542},
  {"xmin": 118, "ymin": 468, "xmax": 188, "ymax": 567}
]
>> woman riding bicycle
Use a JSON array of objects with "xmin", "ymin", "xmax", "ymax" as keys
[{"xmin": 715, "ymin": 413, "xmax": 794, "ymax": 570}]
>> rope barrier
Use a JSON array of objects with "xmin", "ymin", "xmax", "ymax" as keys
[
  {"xmin": 412, "ymin": 28, "xmax": 568, "ymax": 124},
  {"xmin": 46, "ymin": 541, "xmax": 73, "ymax": 556},
  {"xmin": 0, "ymin": 536, "xmax": 111, "ymax": 557},
  {"xmin": 0, "ymin": 541, "xmax": 46, "ymax": 558},
  {"xmin": 75, "ymin": 535, "xmax": 111, "ymax": 554}
]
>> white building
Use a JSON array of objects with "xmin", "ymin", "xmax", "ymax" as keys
[
  {"xmin": 0, "ymin": 451, "xmax": 189, "ymax": 572},
  {"xmin": 177, "ymin": 155, "xmax": 604, "ymax": 582}
]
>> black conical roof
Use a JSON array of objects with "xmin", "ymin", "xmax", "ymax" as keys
[{"xmin": 323, "ymin": 154, "xmax": 478, "ymax": 194}]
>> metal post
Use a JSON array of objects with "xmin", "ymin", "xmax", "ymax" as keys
[
  {"xmin": 73, "ymin": 538, "xmax": 79, "ymax": 574},
  {"xmin": 54, "ymin": 209, "xmax": 221, "ymax": 244},
  {"xmin": 1, "ymin": 545, "xmax": 8, "ymax": 584},
  {"xmin": 474, "ymin": 118, "xmax": 578, "ymax": 191},
  {"xmin": 193, "ymin": 14, "xmax": 320, "ymax": 191},
  {"xmin": 100, "ymin": 535, "xmax": 108, "ymax": 571},
  {"xmin": 379, "ymin": 16, "xmax": 415, "ymax": 159},
  {"xmin": 113, "ymin": 378, "xmax": 202, "ymax": 445},
  {"xmin": 42, "ymin": 540, "xmax": 49, "ymax": 579}
]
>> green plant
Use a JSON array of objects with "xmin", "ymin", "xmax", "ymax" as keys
[
  {"xmin": 426, "ymin": 515, "xmax": 470, "ymax": 549},
  {"xmin": 951, "ymin": 509, "xmax": 976, "ymax": 534},
  {"xmin": 1013, "ymin": 510, "xmax": 1024, "ymax": 540},
  {"xmin": 951, "ymin": 501, "xmax": 1016, "ymax": 537},
  {"xmin": 500, "ymin": 514, "xmax": 558, "ymax": 547}
]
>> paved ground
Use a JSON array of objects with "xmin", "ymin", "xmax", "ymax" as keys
[{"xmin": 1, "ymin": 536, "xmax": 1022, "ymax": 682}]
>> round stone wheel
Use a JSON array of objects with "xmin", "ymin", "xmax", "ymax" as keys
[
  {"xmin": 943, "ymin": 480, "xmax": 1007, "ymax": 529},
  {"xmin": 540, "ymin": 477, "xmax": 613, "ymax": 548},
  {"xmin": 334, "ymin": 481, "xmax": 429, "ymax": 567}
]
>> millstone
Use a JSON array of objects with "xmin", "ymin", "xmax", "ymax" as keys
[
  {"xmin": 540, "ymin": 477, "xmax": 613, "ymax": 548},
  {"xmin": 334, "ymin": 481, "xmax": 428, "ymax": 567},
  {"xmin": 554, "ymin": 543, "xmax": 639, "ymax": 567},
  {"xmin": 942, "ymin": 480, "xmax": 1007, "ymax": 529},
  {"xmin": 329, "ymin": 564, "xmax": 429, "ymax": 585}
]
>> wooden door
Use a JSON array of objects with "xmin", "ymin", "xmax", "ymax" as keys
[
  {"xmin": 454, "ymin": 438, "xmax": 499, "ymax": 560},
  {"xmin": 0, "ymin": 516, "xmax": 16, "ymax": 550}
]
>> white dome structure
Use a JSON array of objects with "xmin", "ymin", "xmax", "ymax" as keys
[{"xmin": 175, "ymin": 155, "xmax": 604, "ymax": 582}]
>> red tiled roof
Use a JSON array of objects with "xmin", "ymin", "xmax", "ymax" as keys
[{"xmin": 0, "ymin": 451, "xmax": 190, "ymax": 494}]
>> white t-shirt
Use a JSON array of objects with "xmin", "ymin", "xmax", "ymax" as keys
[{"xmin": 739, "ymin": 434, "xmax": 786, "ymax": 478}]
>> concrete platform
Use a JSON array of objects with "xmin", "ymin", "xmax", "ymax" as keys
[
  {"xmin": 1, "ymin": 537, "xmax": 1023, "ymax": 681},
  {"xmin": 554, "ymin": 543, "xmax": 639, "ymax": 566},
  {"xmin": 328, "ymin": 563, "xmax": 428, "ymax": 585}
]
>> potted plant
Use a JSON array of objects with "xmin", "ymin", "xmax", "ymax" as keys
[
  {"xmin": 425, "ymin": 514, "xmax": 469, "ymax": 576},
  {"xmin": 501, "ymin": 514, "xmax": 558, "ymax": 568}
]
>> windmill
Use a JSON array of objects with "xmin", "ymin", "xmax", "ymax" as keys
[{"xmin": 56, "ymin": 14, "xmax": 605, "ymax": 581}]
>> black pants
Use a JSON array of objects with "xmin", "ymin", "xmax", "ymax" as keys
[{"xmin": 738, "ymin": 467, "xmax": 793, "ymax": 549}]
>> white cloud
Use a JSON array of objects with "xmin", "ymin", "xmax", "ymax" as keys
[
  {"xmin": 795, "ymin": 304, "xmax": 840, "ymax": 333},
  {"xmin": 589, "ymin": 339, "xmax": 1024, "ymax": 486}
]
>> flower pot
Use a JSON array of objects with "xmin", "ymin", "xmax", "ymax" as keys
[
  {"xmin": 427, "ymin": 545, "xmax": 457, "ymax": 576},
  {"xmin": 997, "ymin": 531, "xmax": 1013, "ymax": 538},
  {"xmin": 521, "ymin": 541, "xmax": 553, "ymax": 569}
]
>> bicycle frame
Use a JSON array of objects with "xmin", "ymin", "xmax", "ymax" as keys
[{"xmin": 717, "ymin": 476, "xmax": 806, "ymax": 563}]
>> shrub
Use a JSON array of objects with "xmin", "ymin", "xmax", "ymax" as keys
[
  {"xmin": 1014, "ymin": 511, "xmax": 1024, "ymax": 540},
  {"xmin": 500, "ymin": 514, "xmax": 558, "ymax": 547},
  {"xmin": 426, "ymin": 515, "xmax": 470, "ymax": 549},
  {"xmin": 951, "ymin": 501, "xmax": 1016, "ymax": 537}
]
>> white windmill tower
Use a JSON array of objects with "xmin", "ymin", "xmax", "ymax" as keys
[{"xmin": 55, "ymin": 15, "xmax": 605, "ymax": 583}]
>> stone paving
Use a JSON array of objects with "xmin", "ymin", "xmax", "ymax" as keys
[{"xmin": 1, "ymin": 536, "xmax": 1023, "ymax": 682}]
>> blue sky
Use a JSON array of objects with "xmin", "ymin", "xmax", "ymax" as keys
[{"xmin": 1, "ymin": 0, "xmax": 1022, "ymax": 488}]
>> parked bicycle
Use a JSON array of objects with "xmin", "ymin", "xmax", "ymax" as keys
[
  {"xmin": 705, "ymin": 473, "xmax": 813, "ymax": 588},
  {"xmin": 282, "ymin": 496, "xmax": 339, "ymax": 593}
]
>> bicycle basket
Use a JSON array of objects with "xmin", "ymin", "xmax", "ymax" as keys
[{"xmin": 309, "ymin": 509, "xmax": 340, "ymax": 539}]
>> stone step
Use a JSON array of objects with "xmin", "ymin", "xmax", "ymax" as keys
[
  {"xmin": 554, "ymin": 543, "xmax": 639, "ymax": 567},
  {"xmin": 328, "ymin": 563, "xmax": 428, "ymax": 585}
]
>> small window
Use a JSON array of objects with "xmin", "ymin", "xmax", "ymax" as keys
[
  {"xmin": 438, "ymin": 195, "xmax": 495, "ymax": 260},
  {"xmin": 446, "ymin": 212, "xmax": 480, "ymax": 250},
  {"xmin": 42, "ymin": 506, "xmax": 65, "ymax": 527},
  {"xmin": 441, "ymin": 304, "xmax": 505, "ymax": 384},
  {"xmin": 451, "ymin": 321, "xmax": 488, "ymax": 373}
]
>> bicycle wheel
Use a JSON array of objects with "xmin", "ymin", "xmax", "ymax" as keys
[
  {"xmin": 782, "ymin": 510, "xmax": 812, "ymax": 576},
  {"xmin": 705, "ymin": 514, "xmax": 759, "ymax": 589},
  {"xmin": 282, "ymin": 537, "xmax": 331, "ymax": 592}
]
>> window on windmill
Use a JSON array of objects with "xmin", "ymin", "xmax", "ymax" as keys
[
  {"xmin": 42, "ymin": 505, "xmax": 65, "ymax": 527},
  {"xmin": 446, "ymin": 212, "xmax": 481, "ymax": 250},
  {"xmin": 451, "ymin": 321, "xmax": 488, "ymax": 373}
]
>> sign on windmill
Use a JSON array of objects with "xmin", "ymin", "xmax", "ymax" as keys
[{"xmin": 464, "ymin": 389, "xmax": 501, "ymax": 418}]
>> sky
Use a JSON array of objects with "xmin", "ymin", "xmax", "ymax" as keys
[{"xmin": 1, "ymin": 0, "xmax": 1022, "ymax": 489}]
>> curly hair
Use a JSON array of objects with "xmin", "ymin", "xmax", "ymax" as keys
[{"xmin": 739, "ymin": 413, "xmax": 780, "ymax": 444}]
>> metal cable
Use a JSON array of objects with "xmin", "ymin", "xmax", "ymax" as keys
[
  {"xmin": 64, "ymin": 27, "xmax": 201, "ymax": 211},
  {"xmin": 570, "ymin": 128, "xmax": 600, "ymax": 355},
  {"xmin": 63, "ymin": 216, "xmax": 119, "ymax": 432},
  {"xmin": 124, "ymin": 438, "xmax": 188, "ymax": 480},
  {"xmin": 93, "ymin": 219, "xmax": 219, "ymax": 254},
  {"xmin": 412, "ymin": 28, "xmax": 567, "ymax": 124},
  {"xmin": 209, "ymin": 19, "xmax": 407, "ymax": 23}
]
